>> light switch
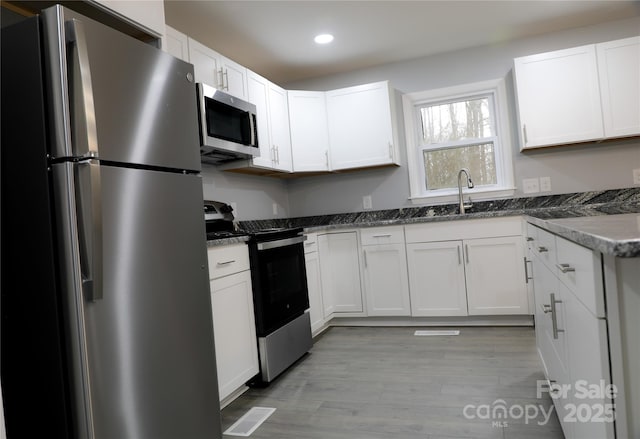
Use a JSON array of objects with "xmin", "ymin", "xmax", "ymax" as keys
[
  {"xmin": 522, "ymin": 178, "xmax": 540, "ymax": 194},
  {"xmin": 363, "ymin": 195, "xmax": 373, "ymax": 210},
  {"xmin": 539, "ymin": 177, "xmax": 551, "ymax": 192}
]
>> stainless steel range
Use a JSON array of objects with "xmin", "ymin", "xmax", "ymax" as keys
[{"xmin": 204, "ymin": 202, "xmax": 313, "ymax": 383}]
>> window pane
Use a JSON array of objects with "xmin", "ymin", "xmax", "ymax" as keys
[
  {"xmin": 423, "ymin": 143, "xmax": 497, "ymax": 190},
  {"xmin": 420, "ymin": 97, "xmax": 493, "ymax": 144}
]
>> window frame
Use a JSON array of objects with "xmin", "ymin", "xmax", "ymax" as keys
[{"xmin": 402, "ymin": 79, "xmax": 515, "ymax": 205}]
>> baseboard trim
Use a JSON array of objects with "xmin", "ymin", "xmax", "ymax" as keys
[{"xmin": 327, "ymin": 315, "xmax": 534, "ymax": 327}]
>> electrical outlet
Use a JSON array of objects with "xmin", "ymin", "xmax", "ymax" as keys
[
  {"xmin": 539, "ymin": 176, "xmax": 551, "ymax": 192},
  {"xmin": 633, "ymin": 168, "xmax": 640, "ymax": 185},
  {"xmin": 522, "ymin": 178, "xmax": 540, "ymax": 194},
  {"xmin": 363, "ymin": 195, "xmax": 373, "ymax": 210}
]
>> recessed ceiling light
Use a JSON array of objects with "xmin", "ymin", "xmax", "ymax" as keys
[{"xmin": 314, "ymin": 34, "xmax": 334, "ymax": 44}]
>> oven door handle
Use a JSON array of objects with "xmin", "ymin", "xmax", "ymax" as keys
[{"xmin": 256, "ymin": 235, "xmax": 307, "ymax": 251}]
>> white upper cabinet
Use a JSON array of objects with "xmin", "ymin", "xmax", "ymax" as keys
[
  {"xmin": 514, "ymin": 36, "xmax": 640, "ymax": 150},
  {"xmin": 246, "ymin": 71, "xmax": 274, "ymax": 168},
  {"xmin": 267, "ymin": 83, "xmax": 293, "ymax": 172},
  {"xmin": 288, "ymin": 91, "xmax": 331, "ymax": 172},
  {"xmin": 163, "ymin": 25, "xmax": 189, "ymax": 62},
  {"xmin": 514, "ymin": 45, "xmax": 604, "ymax": 149},
  {"xmin": 93, "ymin": 0, "xmax": 165, "ymax": 37},
  {"xmin": 243, "ymin": 71, "xmax": 292, "ymax": 172},
  {"xmin": 187, "ymin": 38, "xmax": 248, "ymax": 100},
  {"xmin": 326, "ymin": 81, "xmax": 400, "ymax": 170},
  {"xmin": 597, "ymin": 36, "xmax": 640, "ymax": 138}
]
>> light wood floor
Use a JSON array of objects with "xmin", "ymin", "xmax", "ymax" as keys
[{"xmin": 221, "ymin": 326, "xmax": 565, "ymax": 439}]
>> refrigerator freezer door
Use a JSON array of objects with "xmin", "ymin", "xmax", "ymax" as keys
[
  {"xmin": 71, "ymin": 164, "xmax": 221, "ymax": 438},
  {"xmin": 43, "ymin": 6, "xmax": 200, "ymax": 171}
]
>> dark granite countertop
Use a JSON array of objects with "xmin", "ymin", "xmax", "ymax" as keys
[
  {"xmin": 526, "ymin": 213, "xmax": 640, "ymax": 257},
  {"xmin": 231, "ymin": 188, "xmax": 640, "ymax": 255}
]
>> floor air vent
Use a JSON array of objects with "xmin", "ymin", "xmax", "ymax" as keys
[
  {"xmin": 414, "ymin": 330, "xmax": 460, "ymax": 336},
  {"xmin": 224, "ymin": 407, "xmax": 276, "ymax": 437}
]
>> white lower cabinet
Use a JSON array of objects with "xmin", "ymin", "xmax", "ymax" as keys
[
  {"xmin": 465, "ymin": 236, "xmax": 528, "ymax": 315},
  {"xmin": 207, "ymin": 245, "xmax": 259, "ymax": 402},
  {"xmin": 405, "ymin": 218, "xmax": 529, "ymax": 317},
  {"xmin": 528, "ymin": 224, "xmax": 614, "ymax": 439},
  {"xmin": 362, "ymin": 243, "xmax": 411, "ymax": 316},
  {"xmin": 304, "ymin": 233, "xmax": 327, "ymax": 334},
  {"xmin": 318, "ymin": 232, "xmax": 363, "ymax": 315},
  {"xmin": 407, "ymin": 241, "xmax": 467, "ymax": 316}
]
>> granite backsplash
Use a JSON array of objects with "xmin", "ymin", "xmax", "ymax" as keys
[{"xmin": 238, "ymin": 187, "xmax": 640, "ymax": 232}]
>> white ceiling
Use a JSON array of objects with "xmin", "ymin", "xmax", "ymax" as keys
[{"xmin": 164, "ymin": 0, "xmax": 640, "ymax": 85}]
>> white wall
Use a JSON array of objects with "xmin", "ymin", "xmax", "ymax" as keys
[
  {"xmin": 284, "ymin": 16, "xmax": 640, "ymax": 218},
  {"xmin": 201, "ymin": 165, "xmax": 290, "ymax": 220}
]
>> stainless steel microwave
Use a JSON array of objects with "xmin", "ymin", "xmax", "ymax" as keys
[{"xmin": 197, "ymin": 83, "xmax": 260, "ymax": 164}]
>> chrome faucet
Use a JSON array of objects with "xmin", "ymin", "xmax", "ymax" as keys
[{"xmin": 457, "ymin": 168, "xmax": 474, "ymax": 214}]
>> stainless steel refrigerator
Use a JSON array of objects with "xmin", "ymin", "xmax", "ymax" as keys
[{"xmin": 1, "ymin": 5, "xmax": 222, "ymax": 438}]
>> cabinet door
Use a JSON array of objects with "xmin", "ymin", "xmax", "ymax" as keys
[
  {"xmin": 326, "ymin": 81, "xmax": 398, "ymax": 170},
  {"xmin": 267, "ymin": 83, "xmax": 293, "ymax": 172},
  {"xmin": 219, "ymin": 55, "xmax": 248, "ymax": 100},
  {"xmin": 246, "ymin": 71, "xmax": 275, "ymax": 168},
  {"xmin": 94, "ymin": 0, "xmax": 165, "ymax": 36},
  {"xmin": 289, "ymin": 91, "xmax": 331, "ymax": 172},
  {"xmin": 363, "ymin": 244, "xmax": 411, "ymax": 316},
  {"xmin": 318, "ymin": 233, "xmax": 363, "ymax": 313},
  {"xmin": 163, "ymin": 25, "xmax": 189, "ymax": 61},
  {"xmin": 304, "ymin": 251, "xmax": 325, "ymax": 334},
  {"xmin": 188, "ymin": 37, "xmax": 221, "ymax": 88},
  {"xmin": 210, "ymin": 271, "xmax": 259, "ymax": 401},
  {"xmin": 514, "ymin": 45, "xmax": 604, "ymax": 148},
  {"xmin": 564, "ymin": 282, "xmax": 614, "ymax": 439},
  {"xmin": 406, "ymin": 241, "xmax": 467, "ymax": 316},
  {"xmin": 597, "ymin": 37, "xmax": 640, "ymax": 138},
  {"xmin": 465, "ymin": 236, "xmax": 529, "ymax": 315}
]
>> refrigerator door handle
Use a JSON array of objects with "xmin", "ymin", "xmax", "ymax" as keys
[
  {"xmin": 75, "ymin": 159, "xmax": 103, "ymax": 301},
  {"xmin": 66, "ymin": 18, "xmax": 99, "ymax": 158}
]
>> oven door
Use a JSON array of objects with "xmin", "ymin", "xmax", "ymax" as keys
[{"xmin": 250, "ymin": 236, "xmax": 309, "ymax": 336}]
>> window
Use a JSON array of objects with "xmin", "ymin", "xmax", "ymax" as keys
[{"xmin": 403, "ymin": 79, "xmax": 515, "ymax": 204}]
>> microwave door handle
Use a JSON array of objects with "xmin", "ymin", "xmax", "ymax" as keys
[
  {"xmin": 249, "ymin": 113, "xmax": 257, "ymax": 147},
  {"xmin": 66, "ymin": 18, "xmax": 99, "ymax": 159}
]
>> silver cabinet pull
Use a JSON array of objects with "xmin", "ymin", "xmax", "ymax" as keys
[
  {"xmin": 537, "ymin": 246, "xmax": 548, "ymax": 253},
  {"xmin": 223, "ymin": 70, "xmax": 229, "ymax": 90},
  {"xmin": 372, "ymin": 234, "xmax": 392, "ymax": 238},
  {"xmin": 217, "ymin": 68, "xmax": 224, "ymax": 89},
  {"xmin": 523, "ymin": 124, "xmax": 528, "ymax": 144},
  {"xmin": 556, "ymin": 263, "xmax": 575, "ymax": 273},
  {"xmin": 526, "ymin": 236, "xmax": 534, "ymax": 242},
  {"xmin": 550, "ymin": 293, "xmax": 564, "ymax": 339},
  {"xmin": 324, "ymin": 150, "xmax": 329, "ymax": 168},
  {"xmin": 542, "ymin": 304, "xmax": 552, "ymax": 314},
  {"xmin": 216, "ymin": 260, "xmax": 236, "ymax": 266},
  {"xmin": 363, "ymin": 251, "xmax": 368, "ymax": 268},
  {"xmin": 524, "ymin": 257, "xmax": 533, "ymax": 283},
  {"xmin": 465, "ymin": 244, "xmax": 470, "ymax": 264},
  {"xmin": 457, "ymin": 246, "xmax": 462, "ymax": 265}
]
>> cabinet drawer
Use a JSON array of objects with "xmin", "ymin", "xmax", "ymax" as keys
[
  {"xmin": 555, "ymin": 236, "xmax": 604, "ymax": 317},
  {"xmin": 525, "ymin": 222, "xmax": 538, "ymax": 251},
  {"xmin": 207, "ymin": 244, "xmax": 250, "ymax": 280},
  {"xmin": 304, "ymin": 233, "xmax": 318, "ymax": 254},
  {"xmin": 361, "ymin": 226, "xmax": 405, "ymax": 245},
  {"xmin": 532, "ymin": 226, "xmax": 557, "ymax": 272}
]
